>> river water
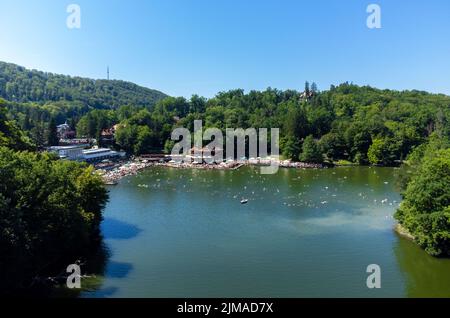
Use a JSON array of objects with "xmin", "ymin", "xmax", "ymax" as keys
[{"xmin": 80, "ymin": 166, "xmax": 450, "ymax": 297}]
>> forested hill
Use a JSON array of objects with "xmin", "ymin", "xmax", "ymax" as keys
[
  {"xmin": 107, "ymin": 83, "xmax": 450, "ymax": 165},
  {"xmin": 0, "ymin": 61, "xmax": 167, "ymax": 109}
]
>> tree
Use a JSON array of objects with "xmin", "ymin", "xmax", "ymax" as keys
[
  {"xmin": 115, "ymin": 124, "xmax": 138, "ymax": 154},
  {"xmin": 395, "ymin": 148, "xmax": 450, "ymax": 256},
  {"xmin": 368, "ymin": 137, "xmax": 402, "ymax": 166},
  {"xmin": 134, "ymin": 125, "xmax": 155, "ymax": 155},
  {"xmin": 345, "ymin": 123, "xmax": 372, "ymax": 164},
  {"xmin": 319, "ymin": 132, "xmax": 346, "ymax": 161},
  {"xmin": 280, "ymin": 135, "xmax": 301, "ymax": 160},
  {"xmin": 304, "ymin": 81, "xmax": 310, "ymax": 95},
  {"xmin": 47, "ymin": 117, "xmax": 59, "ymax": 146},
  {"xmin": 284, "ymin": 105, "xmax": 309, "ymax": 139},
  {"xmin": 128, "ymin": 109, "xmax": 153, "ymax": 127},
  {"xmin": 0, "ymin": 147, "xmax": 108, "ymax": 290},
  {"xmin": 154, "ymin": 96, "xmax": 190, "ymax": 118},
  {"xmin": 308, "ymin": 106, "xmax": 334, "ymax": 137},
  {"xmin": 189, "ymin": 94, "xmax": 207, "ymax": 113},
  {"xmin": 396, "ymin": 133, "xmax": 450, "ymax": 192},
  {"xmin": 299, "ymin": 135, "xmax": 323, "ymax": 163},
  {"xmin": 0, "ymin": 100, "xmax": 33, "ymax": 151},
  {"xmin": 30, "ymin": 123, "xmax": 45, "ymax": 149},
  {"xmin": 164, "ymin": 139, "xmax": 175, "ymax": 154},
  {"xmin": 367, "ymin": 138, "xmax": 385, "ymax": 165},
  {"xmin": 76, "ymin": 110, "xmax": 116, "ymax": 139}
]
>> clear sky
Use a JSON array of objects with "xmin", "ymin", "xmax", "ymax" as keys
[{"xmin": 1, "ymin": 0, "xmax": 449, "ymax": 97}]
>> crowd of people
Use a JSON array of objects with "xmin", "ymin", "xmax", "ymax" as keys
[{"xmin": 98, "ymin": 157, "xmax": 325, "ymax": 184}]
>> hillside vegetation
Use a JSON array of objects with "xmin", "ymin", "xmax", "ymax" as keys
[
  {"xmin": 0, "ymin": 96, "xmax": 107, "ymax": 294},
  {"xmin": 0, "ymin": 61, "xmax": 167, "ymax": 109},
  {"xmin": 107, "ymin": 83, "xmax": 450, "ymax": 166}
]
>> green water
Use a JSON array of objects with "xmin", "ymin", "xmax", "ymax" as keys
[{"xmin": 80, "ymin": 166, "xmax": 450, "ymax": 298}]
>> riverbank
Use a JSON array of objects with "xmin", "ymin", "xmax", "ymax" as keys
[
  {"xmin": 395, "ymin": 223, "xmax": 415, "ymax": 241},
  {"xmin": 164, "ymin": 161, "xmax": 244, "ymax": 170},
  {"xmin": 98, "ymin": 157, "xmax": 326, "ymax": 184},
  {"xmin": 98, "ymin": 160, "xmax": 156, "ymax": 184}
]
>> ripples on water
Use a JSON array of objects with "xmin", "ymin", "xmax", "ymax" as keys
[{"xmin": 79, "ymin": 166, "xmax": 450, "ymax": 298}]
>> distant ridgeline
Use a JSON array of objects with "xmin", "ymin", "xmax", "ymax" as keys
[{"xmin": 0, "ymin": 61, "xmax": 167, "ymax": 109}]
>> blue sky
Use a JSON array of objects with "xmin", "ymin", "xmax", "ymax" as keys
[{"xmin": 0, "ymin": 0, "xmax": 449, "ymax": 97}]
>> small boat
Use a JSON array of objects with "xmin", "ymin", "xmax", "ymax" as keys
[
  {"xmin": 240, "ymin": 199, "xmax": 248, "ymax": 204},
  {"xmin": 105, "ymin": 180, "xmax": 118, "ymax": 185}
]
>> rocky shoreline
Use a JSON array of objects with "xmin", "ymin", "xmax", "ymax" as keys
[
  {"xmin": 97, "ymin": 160, "xmax": 156, "ymax": 184},
  {"xmin": 394, "ymin": 223, "xmax": 415, "ymax": 241},
  {"xmin": 98, "ymin": 158, "xmax": 326, "ymax": 184}
]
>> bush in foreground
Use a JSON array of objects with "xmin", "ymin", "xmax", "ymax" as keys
[{"xmin": 395, "ymin": 148, "xmax": 450, "ymax": 256}]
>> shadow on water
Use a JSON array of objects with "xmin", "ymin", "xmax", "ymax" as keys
[
  {"xmin": 86, "ymin": 286, "xmax": 120, "ymax": 298},
  {"xmin": 78, "ymin": 261, "xmax": 134, "ymax": 297},
  {"xmin": 1, "ymin": 219, "xmax": 140, "ymax": 297},
  {"xmin": 51, "ymin": 243, "xmax": 134, "ymax": 297},
  {"xmin": 101, "ymin": 218, "xmax": 142, "ymax": 240},
  {"xmin": 44, "ymin": 241, "xmax": 111, "ymax": 298},
  {"xmin": 394, "ymin": 234, "xmax": 450, "ymax": 297},
  {"xmin": 72, "ymin": 219, "xmax": 138, "ymax": 297},
  {"xmin": 105, "ymin": 261, "xmax": 133, "ymax": 279}
]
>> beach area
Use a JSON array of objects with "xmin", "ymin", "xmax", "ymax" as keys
[{"xmin": 98, "ymin": 157, "xmax": 326, "ymax": 185}]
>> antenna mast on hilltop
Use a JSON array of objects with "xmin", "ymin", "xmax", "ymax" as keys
[{"xmin": 107, "ymin": 66, "xmax": 110, "ymax": 80}]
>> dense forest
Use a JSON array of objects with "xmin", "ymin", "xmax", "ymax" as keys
[
  {"xmin": 0, "ymin": 61, "xmax": 167, "ymax": 147},
  {"xmin": 0, "ymin": 61, "xmax": 167, "ymax": 108},
  {"xmin": 71, "ymin": 83, "xmax": 450, "ymax": 166},
  {"xmin": 5, "ymin": 84, "xmax": 450, "ymax": 165},
  {"xmin": 0, "ymin": 99, "xmax": 108, "ymax": 294}
]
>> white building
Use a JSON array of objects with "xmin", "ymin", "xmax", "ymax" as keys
[
  {"xmin": 56, "ymin": 121, "xmax": 70, "ymax": 132},
  {"xmin": 56, "ymin": 121, "xmax": 74, "ymax": 138},
  {"xmin": 48, "ymin": 145, "xmax": 87, "ymax": 160},
  {"xmin": 49, "ymin": 145, "xmax": 125, "ymax": 162},
  {"xmin": 82, "ymin": 148, "xmax": 125, "ymax": 162}
]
